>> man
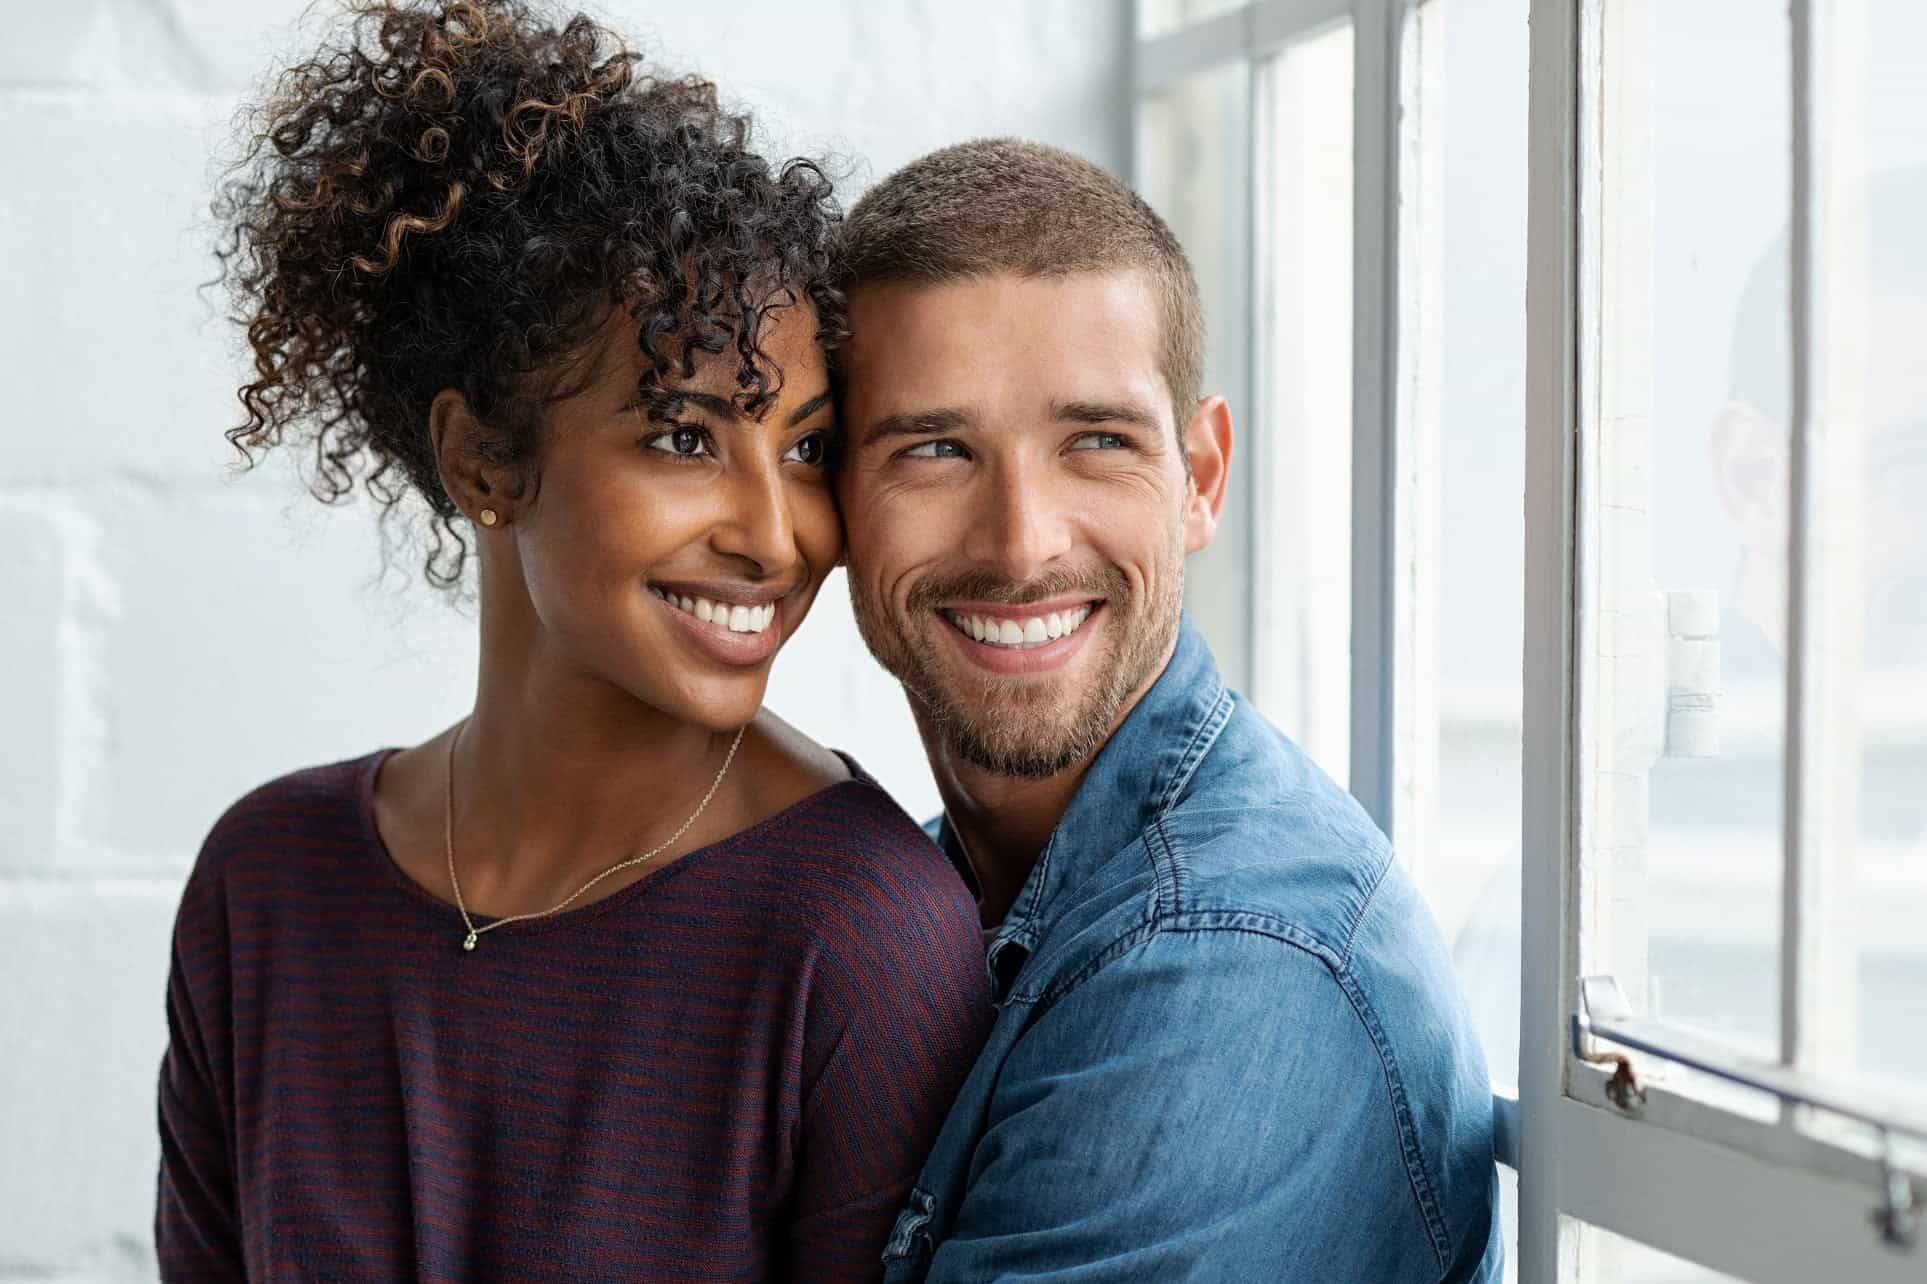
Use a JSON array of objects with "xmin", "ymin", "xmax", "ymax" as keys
[{"xmin": 836, "ymin": 138, "xmax": 1502, "ymax": 1281}]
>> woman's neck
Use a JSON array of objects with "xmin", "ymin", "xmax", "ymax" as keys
[{"xmin": 445, "ymin": 589, "xmax": 746, "ymax": 917}]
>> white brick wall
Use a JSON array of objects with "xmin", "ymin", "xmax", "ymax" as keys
[{"xmin": 0, "ymin": 2, "xmax": 1129, "ymax": 1276}]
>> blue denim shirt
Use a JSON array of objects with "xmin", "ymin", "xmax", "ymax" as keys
[{"xmin": 884, "ymin": 617, "xmax": 1503, "ymax": 1282}]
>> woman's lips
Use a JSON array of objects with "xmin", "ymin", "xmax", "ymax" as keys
[{"xmin": 650, "ymin": 585, "xmax": 783, "ymax": 667}]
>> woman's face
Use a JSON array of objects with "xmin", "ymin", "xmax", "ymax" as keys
[{"xmin": 503, "ymin": 302, "xmax": 841, "ymax": 731}]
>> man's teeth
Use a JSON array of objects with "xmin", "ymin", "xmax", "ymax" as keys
[
  {"xmin": 651, "ymin": 588, "xmax": 776, "ymax": 634},
  {"xmin": 946, "ymin": 606, "xmax": 1093, "ymax": 648}
]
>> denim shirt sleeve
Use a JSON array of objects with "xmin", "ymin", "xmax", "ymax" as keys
[{"xmin": 923, "ymin": 925, "xmax": 1454, "ymax": 1283}]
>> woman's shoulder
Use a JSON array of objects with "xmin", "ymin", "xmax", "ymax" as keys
[
  {"xmin": 732, "ymin": 717, "xmax": 976, "ymax": 943},
  {"xmin": 760, "ymin": 770, "xmax": 965, "ymax": 902},
  {"xmin": 187, "ymin": 750, "xmax": 387, "ymax": 892},
  {"xmin": 739, "ymin": 713, "xmax": 941, "ymax": 869},
  {"xmin": 758, "ymin": 776, "xmax": 988, "ymax": 1010}
]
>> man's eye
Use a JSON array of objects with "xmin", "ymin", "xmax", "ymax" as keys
[
  {"xmin": 1069, "ymin": 431, "xmax": 1128, "ymax": 451},
  {"xmin": 783, "ymin": 430, "xmax": 830, "ymax": 466},
  {"xmin": 901, "ymin": 439, "xmax": 969, "ymax": 460},
  {"xmin": 645, "ymin": 425, "xmax": 713, "ymax": 459}
]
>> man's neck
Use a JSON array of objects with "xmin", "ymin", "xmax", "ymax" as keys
[{"xmin": 922, "ymin": 732, "xmax": 1092, "ymax": 930}]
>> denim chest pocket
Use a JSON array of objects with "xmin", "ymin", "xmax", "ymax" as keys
[{"xmin": 880, "ymin": 1185, "xmax": 937, "ymax": 1280}]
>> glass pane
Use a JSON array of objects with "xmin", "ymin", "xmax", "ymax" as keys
[
  {"xmin": 1582, "ymin": 1224, "xmax": 1752, "ymax": 1283},
  {"xmin": 1139, "ymin": 61, "xmax": 1256, "ymax": 688},
  {"xmin": 1140, "ymin": 0, "xmax": 1249, "ymax": 39},
  {"xmin": 1588, "ymin": 0, "xmax": 1790, "ymax": 1064},
  {"xmin": 1838, "ymin": 0, "xmax": 1927, "ymax": 1107},
  {"xmin": 1422, "ymin": 0, "xmax": 1530, "ymax": 1090},
  {"xmin": 1251, "ymin": 21, "xmax": 1353, "ymax": 787}
]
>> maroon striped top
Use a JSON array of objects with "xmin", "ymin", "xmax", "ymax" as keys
[{"xmin": 155, "ymin": 750, "xmax": 992, "ymax": 1281}]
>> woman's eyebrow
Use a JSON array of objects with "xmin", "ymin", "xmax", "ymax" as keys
[
  {"xmin": 630, "ymin": 388, "xmax": 833, "ymax": 427},
  {"xmin": 785, "ymin": 390, "xmax": 834, "ymax": 427}
]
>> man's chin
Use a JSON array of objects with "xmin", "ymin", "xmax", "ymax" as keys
[
  {"xmin": 936, "ymin": 717, "xmax": 1096, "ymax": 780},
  {"xmin": 913, "ymin": 669, "xmax": 1112, "ymax": 779}
]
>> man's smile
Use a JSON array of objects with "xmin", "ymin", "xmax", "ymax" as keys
[{"xmin": 936, "ymin": 599, "xmax": 1107, "ymax": 674}]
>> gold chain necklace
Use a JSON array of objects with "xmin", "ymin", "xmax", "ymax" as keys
[{"xmin": 443, "ymin": 719, "xmax": 746, "ymax": 952}]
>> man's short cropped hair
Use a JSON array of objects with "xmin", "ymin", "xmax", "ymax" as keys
[{"xmin": 839, "ymin": 138, "xmax": 1206, "ymax": 427}]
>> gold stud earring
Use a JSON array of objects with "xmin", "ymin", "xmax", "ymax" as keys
[{"xmin": 478, "ymin": 508, "xmax": 499, "ymax": 528}]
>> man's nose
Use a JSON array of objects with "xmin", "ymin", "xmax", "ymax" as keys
[
  {"xmin": 709, "ymin": 457, "xmax": 797, "ymax": 574},
  {"xmin": 962, "ymin": 459, "xmax": 1074, "ymax": 582}
]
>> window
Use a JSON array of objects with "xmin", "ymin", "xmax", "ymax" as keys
[
  {"xmin": 1133, "ymin": 0, "xmax": 1531, "ymax": 1103},
  {"xmin": 1134, "ymin": 0, "xmax": 1927, "ymax": 1279}
]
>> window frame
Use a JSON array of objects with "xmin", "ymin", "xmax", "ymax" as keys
[
  {"xmin": 1135, "ymin": 0, "xmax": 1927, "ymax": 1279},
  {"xmin": 1525, "ymin": 0, "xmax": 1926, "ymax": 1278}
]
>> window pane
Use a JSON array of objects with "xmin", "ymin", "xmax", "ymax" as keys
[
  {"xmin": 1589, "ymin": 0, "xmax": 1791, "ymax": 1063},
  {"xmin": 1421, "ymin": 0, "xmax": 1530, "ymax": 1090},
  {"xmin": 1251, "ymin": 22, "xmax": 1352, "ymax": 786},
  {"xmin": 1582, "ymin": 1224, "xmax": 1751, "ymax": 1283},
  {"xmin": 1837, "ymin": 0, "xmax": 1927, "ymax": 1107},
  {"xmin": 1139, "ymin": 0, "xmax": 1248, "ymax": 39},
  {"xmin": 1139, "ymin": 61, "xmax": 1256, "ymax": 688}
]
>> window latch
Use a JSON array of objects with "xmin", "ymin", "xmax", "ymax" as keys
[{"xmin": 1575, "ymin": 973, "xmax": 1927, "ymax": 1253}]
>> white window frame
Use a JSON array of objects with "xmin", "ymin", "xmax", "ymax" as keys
[
  {"xmin": 1131, "ymin": 0, "xmax": 1434, "ymax": 855},
  {"xmin": 1523, "ymin": 0, "xmax": 1925, "ymax": 1279},
  {"xmin": 1135, "ymin": 0, "xmax": 1927, "ymax": 1279}
]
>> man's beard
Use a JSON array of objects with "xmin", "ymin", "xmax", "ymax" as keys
[{"xmin": 850, "ymin": 552, "xmax": 1185, "ymax": 780}]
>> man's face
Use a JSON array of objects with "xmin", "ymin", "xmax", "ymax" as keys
[{"xmin": 837, "ymin": 270, "xmax": 1213, "ymax": 778}]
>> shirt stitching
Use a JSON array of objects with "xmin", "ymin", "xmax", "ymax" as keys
[
  {"xmin": 1015, "ymin": 912, "xmax": 1455, "ymax": 1274},
  {"xmin": 1155, "ymin": 686, "xmax": 1235, "ymax": 814}
]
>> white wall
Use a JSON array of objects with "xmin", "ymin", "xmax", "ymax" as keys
[{"xmin": 0, "ymin": 2, "xmax": 1130, "ymax": 1278}]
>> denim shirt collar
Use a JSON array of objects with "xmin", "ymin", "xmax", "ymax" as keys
[{"xmin": 937, "ymin": 613, "xmax": 1232, "ymax": 1004}]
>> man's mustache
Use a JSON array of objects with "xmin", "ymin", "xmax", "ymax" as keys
[{"xmin": 905, "ymin": 566, "xmax": 1130, "ymax": 612}]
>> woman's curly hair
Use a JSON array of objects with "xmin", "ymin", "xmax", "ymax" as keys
[{"xmin": 214, "ymin": 0, "xmax": 846, "ymax": 588}]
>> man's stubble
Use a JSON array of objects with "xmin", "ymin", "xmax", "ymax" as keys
[{"xmin": 848, "ymin": 534, "xmax": 1187, "ymax": 780}]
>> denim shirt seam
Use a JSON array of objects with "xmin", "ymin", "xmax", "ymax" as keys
[
  {"xmin": 1000, "ymin": 685, "xmax": 1229, "ymax": 1000},
  {"xmin": 1337, "ymin": 839, "xmax": 1398, "ymax": 967},
  {"xmin": 1142, "ymin": 687, "xmax": 1229, "ymax": 920},
  {"xmin": 1006, "ymin": 812, "xmax": 1195, "ymax": 1009},
  {"xmin": 1014, "ymin": 910, "xmax": 1164, "ymax": 1012},
  {"xmin": 1154, "ymin": 911, "xmax": 1455, "ymax": 1273},
  {"xmin": 1330, "ymin": 954, "xmax": 1454, "ymax": 1271},
  {"xmin": 1146, "ymin": 816, "xmax": 1185, "ymax": 919},
  {"xmin": 1156, "ymin": 685, "xmax": 1236, "ymax": 813}
]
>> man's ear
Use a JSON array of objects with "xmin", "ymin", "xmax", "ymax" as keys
[
  {"xmin": 430, "ymin": 388, "xmax": 513, "ymax": 527},
  {"xmin": 1708, "ymin": 399, "xmax": 1785, "ymax": 535},
  {"xmin": 1181, "ymin": 395, "xmax": 1234, "ymax": 555}
]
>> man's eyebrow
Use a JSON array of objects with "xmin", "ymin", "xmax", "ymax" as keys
[
  {"xmin": 859, "ymin": 407, "xmax": 971, "ymax": 448},
  {"xmin": 1052, "ymin": 399, "xmax": 1163, "ymax": 431}
]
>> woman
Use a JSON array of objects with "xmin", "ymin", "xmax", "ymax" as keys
[{"xmin": 155, "ymin": 2, "xmax": 990, "ymax": 1278}]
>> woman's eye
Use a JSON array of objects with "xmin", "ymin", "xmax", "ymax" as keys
[
  {"xmin": 1069, "ymin": 431, "xmax": 1128, "ymax": 452},
  {"xmin": 645, "ymin": 425, "xmax": 713, "ymax": 459},
  {"xmin": 901, "ymin": 439, "xmax": 969, "ymax": 460},
  {"xmin": 783, "ymin": 430, "xmax": 829, "ymax": 466}
]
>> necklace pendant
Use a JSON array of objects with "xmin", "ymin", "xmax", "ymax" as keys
[{"xmin": 462, "ymin": 930, "xmax": 477, "ymax": 952}]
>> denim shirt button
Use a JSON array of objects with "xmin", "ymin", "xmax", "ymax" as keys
[{"xmin": 882, "ymin": 1186, "xmax": 937, "ymax": 1263}]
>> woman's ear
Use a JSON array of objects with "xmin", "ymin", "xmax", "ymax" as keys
[
  {"xmin": 1181, "ymin": 395, "xmax": 1234, "ymax": 556},
  {"xmin": 430, "ymin": 388, "xmax": 511, "ymax": 528}
]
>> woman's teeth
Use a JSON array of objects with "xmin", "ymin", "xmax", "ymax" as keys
[
  {"xmin": 652, "ymin": 588, "xmax": 776, "ymax": 634},
  {"xmin": 946, "ymin": 605, "xmax": 1093, "ymax": 649}
]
